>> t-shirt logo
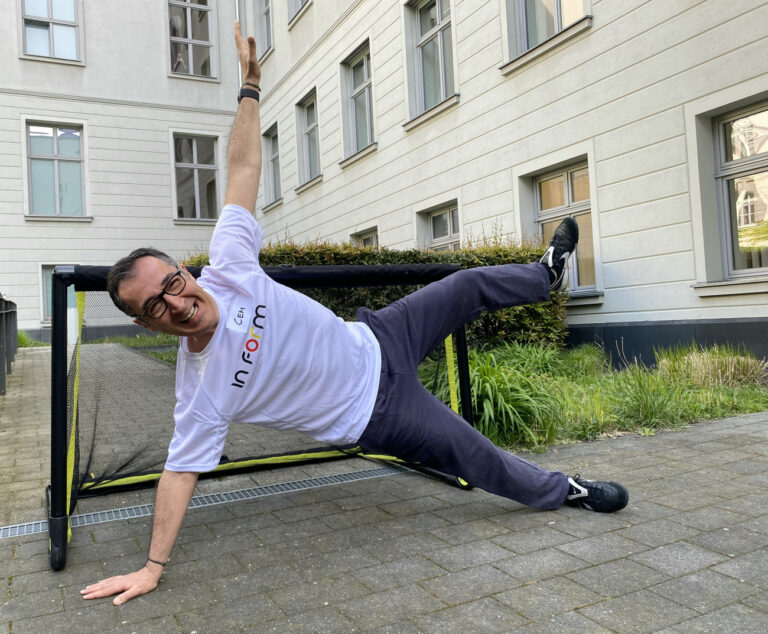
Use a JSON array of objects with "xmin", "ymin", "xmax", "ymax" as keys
[
  {"xmin": 226, "ymin": 295, "xmax": 252, "ymax": 333},
  {"xmin": 231, "ymin": 304, "xmax": 267, "ymax": 389}
]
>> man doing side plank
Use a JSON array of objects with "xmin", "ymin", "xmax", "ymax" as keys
[{"xmin": 82, "ymin": 22, "xmax": 628, "ymax": 606}]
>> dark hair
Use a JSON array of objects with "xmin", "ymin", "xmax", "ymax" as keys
[{"xmin": 107, "ymin": 248, "xmax": 178, "ymax": 316}]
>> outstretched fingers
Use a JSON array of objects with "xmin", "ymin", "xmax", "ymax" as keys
[{"xmin": 81, "ymin": 569, "xmax": 159, "ymax": 605}]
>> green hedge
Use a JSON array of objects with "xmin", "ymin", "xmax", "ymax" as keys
[{"xmin": 185, "ymin": 242, "xmax": 567, "ymax": 348}]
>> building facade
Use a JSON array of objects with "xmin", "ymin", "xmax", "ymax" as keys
[
  {"xmin": 251, "ymin": 0, "xmax": 768, "ymax": 359},
  {"xmin": 1, "ymin": 0, "xmax": 247, "ymax": 337},
  {"xmin": 2, "ymin": 0, "xmax": 767, "ymax": 358}
]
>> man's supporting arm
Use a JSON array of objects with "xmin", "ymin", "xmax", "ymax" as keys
[
  {"xmin": 224, "ymin": 21, "xmax": 262, "ymax": 214},
  {"xmin": 81, "ymin": 469, "xmax": 198, "ymax": 605}
]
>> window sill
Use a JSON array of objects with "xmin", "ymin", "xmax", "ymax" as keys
[
  {"xmin": 692, "ymin": 277, "xmax": 768, "ymax": 297},
  {"xmin": 295, "ymin": 174, "xmax": 323, "ymax": 194},
  {"xmin": 262, "ymin": 198, "xmax": 283, "ymax": 213},
  {"xmin": 288, "ymin": 0, "xmax": 313, "ymax": 30},
  {"xmin": 403, "ymin": 94, "xmax": 460, "ymax": 132},
  {"xmin": 20, "ymin": 54, "xmax": 84, "ymax": 67},
  {"xmin": 259, "ymin": 46, "xmax": 274, "ymax": 64},
  {"xmin": 500, "ymin": 16, "xmax": 592, "ymax": 76},
  {"xmin": 339, "ymin": 142, "xmax": 378, "ymax": 169},
  {"xmin": 174, "ymin": 218, "xmax": 218, "ymax": 225},
  {"xmin": 566, "ymin": 288, "xmax": 604, "ymax": 306},
  {"xmin": 168, "ymin": 72, "xmax": 220, "ymax": 84},
  {"xmin": 25, "ymin": 214, "xmax": 92, "ymax": 222}
]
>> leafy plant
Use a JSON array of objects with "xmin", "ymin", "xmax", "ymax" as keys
[{"xmin": 18, "ymin": 331, "xmax": 49, "ymax": 347}]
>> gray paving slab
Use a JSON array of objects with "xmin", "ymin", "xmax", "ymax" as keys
[{"xmin": 2, "ymin": 347, "xmax": 768, "ymax": 632}]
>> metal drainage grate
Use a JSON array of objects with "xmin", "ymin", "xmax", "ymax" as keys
[{"xmin": 0, "ymin": 465, "xmax": 402, "ymax": 540}]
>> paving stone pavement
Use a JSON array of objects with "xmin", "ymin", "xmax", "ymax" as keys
[{"xmin": 2, "ymin": 347, "xmax": 768, "ymax": 632}]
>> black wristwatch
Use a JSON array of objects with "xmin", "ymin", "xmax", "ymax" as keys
[{"xmin": 238, "ymin": 87, "xmax": 260, "ymax": 103}]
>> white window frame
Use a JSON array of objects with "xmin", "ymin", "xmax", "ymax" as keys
[
  {"xmin": 287, "ymin": 0, "xmax": 310, "ymax": 24},
  {"xmin": 421, "ymin": 205, "xmax": 460, "ymax": 252},
  {"xmin": 714, "ymin": 101, "xmax": 768, "ymax": 279},
  {"xmin": 296, "ymin": 90, "xmax": 321, "ymax": 187},
  {"xmin": 24, "ymin": 120, "xmax": 87, "ymax": 218},
  {"xmin": 168, "ymin": 0, "xmax": 215, "ymax": 78},
  {"xmin": 262, "ymin": 123, "xmax": 281, "ymax": 207},
  {"xmin": 404, "ymin": 0, "xmax": 456, "ymax": 119},
  {"xmin": 341, "ymin": 43, "xmax": 375, "ymax": 158},
  {"xmin": 534, "ymin": 163, "xmax": 595, "ymax": 293},
  {"xmin": 21, "ymin": 0, "xmax": 82, "ymax": 62},
  {"xmin": 352, "ymin": 227, "xmax": 379, "ymax": 248},
  {"xmin": 254, "ymin": 0, "xmax": 273, "ymax": 58},
  {"xmin": 171, "ymin": 132, "xmax": 219, "ymax": 221},
  {"xmin": 40, "ymin": 263, "xmax": 77, "ymax": 323}
]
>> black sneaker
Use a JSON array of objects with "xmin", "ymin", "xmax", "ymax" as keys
[
  {"xmin": 564, "ymin": 475, "xmax": 629, "ymax": 513},
  {"xmin": 539, "ymin": 217, "xmax": 579, "ymax": 291}
]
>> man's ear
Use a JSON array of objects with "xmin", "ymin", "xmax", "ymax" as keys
[{"xmin": 133, "ymin": 318, "xmax": 154, "ymax": 332}]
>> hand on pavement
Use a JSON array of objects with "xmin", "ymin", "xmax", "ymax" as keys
[{"xmin": 81, "ymin": 565, "xmax": 161, "ymax": 605}]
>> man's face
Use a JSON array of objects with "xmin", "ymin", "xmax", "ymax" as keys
[{"xmin": 118, "ymin": 257, "xmax": 219, "ymax": 339}]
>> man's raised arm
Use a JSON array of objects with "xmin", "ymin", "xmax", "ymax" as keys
[{"xmin": 224, "ymin": 21, "xmax": 262, "ymax": 215}]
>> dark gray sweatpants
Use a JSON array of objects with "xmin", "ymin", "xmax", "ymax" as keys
[{"xmin": 356, "ymin": 262, "xmax": 569, "ymax": 510}]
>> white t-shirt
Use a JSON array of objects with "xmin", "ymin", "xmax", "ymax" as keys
[{"xmin": 165, "ymin": 204, "xmax": 381, "ymax": 472}]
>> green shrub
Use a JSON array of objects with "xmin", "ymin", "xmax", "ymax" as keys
[
  {"xmin": 611, "ymin": 362, "xmax": 683, "ymax": 429},
  {"xmin": 18, "ymin": 331, "xmax": 49, "ymax": 347},
  {"xmin": 185, "ymin": 240, "xmax": 567, "ymax": 349},
  {"xmin": 422, "ymin": 342, "xmax": 768, "ymax": 448},
  {"xmin": 561, "ymin": 344, "xmax": 609, "ymax": 379},
  {"xmin": 656, "ymin": 342, "xmax": 767, "ymax": 387}
]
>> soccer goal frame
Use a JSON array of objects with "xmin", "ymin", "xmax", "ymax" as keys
[{"xmin": 48, "ymin": 263, "xmax": 473, "ymax": 570}]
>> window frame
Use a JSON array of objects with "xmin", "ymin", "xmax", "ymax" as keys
[
  {"xmin": 534, "ymin": 163, "xmax": 595, "ymax": 292},
  {"xmin": 427, "ymin": 206, "xmax": 460, "ymax": 252},
  {"xmin": 296, "ymin": 90, "xmax": 322, "ymax": 187},
  {"xmin": 168, "ymin": 0, "xmax": 215, "ymax": 78},
  {"xmin": 341, "ymin": 43, "xmax": 375, "ymax": 159},
  {"xmin": 287, "ymin": 0, "xmax": 310, "ymax": 24},
  {"xmin": 262, "ymin": 123, "xmax": 281, "ymax": 207},
  {"xmin": 172, "ymin": 132, "xmax": 219, "ymax": 222},
  {"xmin": 404, "ymin": 0, "xmax": 456, "ymax": 119},
  {"xmin": 501, "ymin": 0, "xmax": 591, "ymax": 75},
  {"xmin": 713, "ymin": 101, "xmax": 768, "ymax": 280},
  {"xmin": 352, "ymin": 227, "xmax": 379, "ymax": 248},
  {"xmin": 508, "ymin": 0, "xmax": 590, "ymax": 57},
  {"xmin": 25, "ymin": 121, "xmax": 86, "ymax": 218},
  {"xmin": 254, "ymin": 0, "xmax": 273, "ymax": 58},
  {"xmin": 40, "ymin": 263, "xmax": 77, "ymax": 323},
  {"xmin": 21, "ymin": 0, "xmax": 82, "ymax": 62}
]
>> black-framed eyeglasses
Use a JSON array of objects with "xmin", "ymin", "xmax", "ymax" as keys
[{"xmin": 133, "ymin": 268, "xmax": 186, "ymax": 320}]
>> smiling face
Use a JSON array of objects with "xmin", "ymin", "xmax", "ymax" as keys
[{"xmin": 118, "ymin": 256, "xmax": 219, "ymax": 346}]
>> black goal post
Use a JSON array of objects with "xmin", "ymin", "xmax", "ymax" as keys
[{"xmin": 48, "ymin": 263, "xmax": 473, "ymax": 570}]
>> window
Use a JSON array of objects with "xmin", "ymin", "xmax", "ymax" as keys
[
  {"xmin": 428, "ymin": 206, "xmax": 460, "ymax": 251},
  {"xmin": 26, "ymin": 123, "xmax": 84, "ymax": 216},
  {"xmin": 342, "ymin": 45, "xmax": 374, "ymax": 157},
  {"xmin": 353, "ymin": 228, "xmax": 378, "ymax": 248},
  {"xmin": 41, "ymin": 265, "xmax": 76, "ymax": 322},
  {"xmin": 507, "ymin": 0, "xmax": 587, "ymax": 57},
  {"xmin": 407, "ymin": 0, "xmax": 455, "ymax": 115},
  {"xmin": 288, "ymin": 0, "xmax": 309, "ymax": 22},
  {"xmin": 173, "ymin": 135, "xmax": 218, "ymax": 219},
  {"xmin": 22, "ymin": 0, "xmax": 80, "ymax": 61},
  {"xmin": 296, "ymin": 91, "xmax": 321, "ymax": 185},
  {"xmin": 535, "ymin": 164, "xmax": 595, "ymax": 290},
  {"xmin": 262, "ymin": 125, "xmax": 281, "ymax": 206},
  {"xmin": 716, "ymin": 103, "xmax": 768, "ymax": 275},
  {"xmin": 254, "ymin": 0, "xmax": 272, "ymax": 57},
  {"xmin": 168, "ymin": 0, "xmax": 213, "ymax": 77}
]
